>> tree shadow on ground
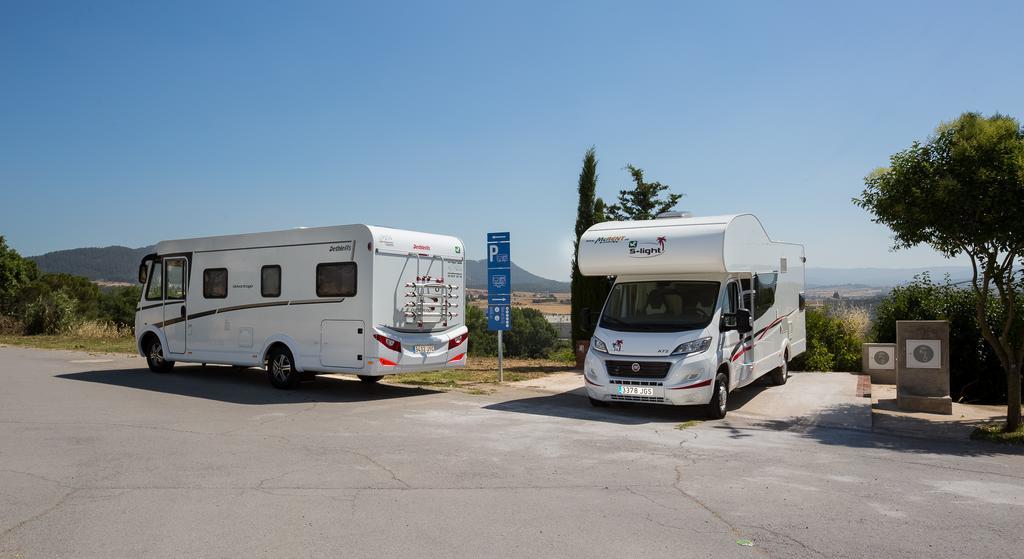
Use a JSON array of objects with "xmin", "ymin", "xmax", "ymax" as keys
[
  {"xmin": 484, "ymin": 376, "xmax": 780, "ymax": 426},
  {"xmin": 58, "ymin": 364, "xmax": 439, "ymax": 406},
  {"xmin": 720, "ymin": 402, "xmax": 1024, "ymax": 457}
]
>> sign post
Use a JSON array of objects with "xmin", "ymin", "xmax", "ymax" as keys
[{"xmin": 487, "ymin": 232, "xmax": 511, "ymax": 382}]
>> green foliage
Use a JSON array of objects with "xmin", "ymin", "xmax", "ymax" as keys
[
  {"xmin": 873, "ymin": 274, "xmax": 1013, "ymax": 402},
  {"xmin": 605, "ymin": 164, "xmax": 684, "ymax": 221},
  {"xmin": 571, "ymin": 146, "xmax": 612, "ymax": 341},
  {"xmin": 16, "ymin": 273, "xmax": 102, "ymax": 319},
  {"xmin": 23, "ymin": 290, "xmax": 79, "ymax": 335},
  {"xmin": 99, "ymin": 286, "xmax": 142, "ymax": 327},
  {"xmin": 791, "ymin": 307, "xmax": 863, "ymax": 372},
  {"xmin": 855, "ymin": 112, "xmax": 1024, "ymax": 428},
  {"xmin": 0, "ymin": 236, "xmax": 40, "ymax": 315},
  {"xmin": 466, "ymin": 306, "xmax": 560, "ymax": 358}
]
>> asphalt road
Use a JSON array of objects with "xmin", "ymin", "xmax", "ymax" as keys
[{"xmin": 1, "ymin": 346, "xmax": 1022, "ymax": 559}]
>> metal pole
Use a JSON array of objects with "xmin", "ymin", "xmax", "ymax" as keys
[{"xmin": 497, "ymin": 330, "xmax": 504, "ymax": 382}]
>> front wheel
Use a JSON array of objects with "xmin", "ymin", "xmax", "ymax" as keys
[
  {"xmin": 705, "ymin": 373, "xmax": 728, "ymax": 419},
  {"xmin": 145, "ymin": 337, "xmax": 174, "ymax": 373},
  {"xmin": 267, "ymin": 347, "xmax": 300, "ymax": 389},
  {"xmin": 771, "ymin": 351, "xmax": 789, "ymax": 386}
]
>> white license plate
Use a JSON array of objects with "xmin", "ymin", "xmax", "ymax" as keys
[
  {"xmin": 415, "ymin": 345, "xmax": 435, "ymax": 354},
  {"xmin": 618, "ymin": 385, "xmax": 655, "ymax": 396}
]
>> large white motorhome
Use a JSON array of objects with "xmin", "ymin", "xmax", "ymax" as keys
[
  {"xmin": 577, "ymin": 213, "xmax": 805, "ymax": 418},
  {"xmin": 134, "ymin": 225, "xmax": 468, "ymax": 389}
]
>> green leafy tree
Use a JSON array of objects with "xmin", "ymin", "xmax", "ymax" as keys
[
  {"xmin": 98, "ymin": 285, "xmax": 143, "ymax": 327},
  {"xmin": 0, "ymin": 236, "xmax": 39, "ymax": 315},
  {"xmin": 571, "ymin": 147, "xmax": 612, "ymax": 342},
  {"xmin": 504, "ymin": 307, "xmax": 560, "ymax": 358},
  {"xmin": 23, "ymin": 289, "xmax": 78, "ymax": 335},
  {"xmin": 605, "ymin": 164, "xmax": 683, "ymax": 221},
  {"xmin": 855, "ymin": 112, "xmax": 1024, "ymax": 431}
]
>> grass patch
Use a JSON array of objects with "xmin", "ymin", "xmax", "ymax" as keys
[
  {"xmin": 388, "ymin": 356, "xmax": 575, "ymax": 388},
  {"xmin": 675, "ymin": 420, "xmax": 704, "ymax": 430},
  {"xmin": 970, "ymin": 422, "xmax": 1024, "ymax": 444},
  {"xmin": 0, "ymin": 333, "xmax": 136, "ymax": 354}
]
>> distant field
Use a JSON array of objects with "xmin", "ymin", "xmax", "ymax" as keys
[{"xmin": 467, "ymin": 289, "xmax": 571, "ymax": 315}]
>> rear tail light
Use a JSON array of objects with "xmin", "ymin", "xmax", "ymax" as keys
[
  {"xmin": 373, "ymin": 334, "xmax": 402, "ymax": 353},
  {"xmin": 448, "ymin": 332, "xmax": 468, "ymax": 350}
]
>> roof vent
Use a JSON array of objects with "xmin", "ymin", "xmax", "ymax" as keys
[{"xmin": 655, "ymin": 210, "xmax": 693, "ymax": 219}]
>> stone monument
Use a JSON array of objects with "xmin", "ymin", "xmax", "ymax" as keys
[
  {"xmin": 862, "ymin": 343, "xmax": 896, "ymax": 384},
  {"xmin": 896, "ymin": 320, "xmax": 952, "ymax": 414}
]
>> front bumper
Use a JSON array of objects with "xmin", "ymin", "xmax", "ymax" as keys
[{"xmin": 582, "ymin": 350, "xmax": 715, "ymax": 406}]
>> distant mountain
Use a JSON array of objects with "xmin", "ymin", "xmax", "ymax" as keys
[
  {"xmin": 465, "ymin": 259, "xmax": 570, "ymax": 292},
  {"xmin": 30, "ymin": 245, "xmax": 155, "ymax": 283},
  {"xmin": 804, "ymin": 266, "xmax": 972, "ymax": 288},
  {"xmin": 29, "ymin": 245, "xmax": 572, "ymax": 292}
]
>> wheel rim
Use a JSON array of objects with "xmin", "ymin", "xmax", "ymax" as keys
[
  {"xmin": 782, "ymin": 356, "xmax": 788, "ymax": 379},
  {"xmin": 271, "ymin": 354, "xmax": 291, "ymax": 382},
  {"xmin": 149, "ymin": 341, "xmax": 163, "ymax": 365},
  {"xmin": 718, "ymin": 381, "xmax": 727, "ymax": 414}
]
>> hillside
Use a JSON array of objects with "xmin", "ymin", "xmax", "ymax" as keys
[
  {"xmin": 28, "ymin": 245, "xmax": 573, "ymax": 292},
  {"xmin": 30, "ymin": 245, "xmax": 155, "ymax": 283}
]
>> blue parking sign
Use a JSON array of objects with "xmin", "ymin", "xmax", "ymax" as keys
[
  {"xmin": 487, "ymin": 232, "xmax": 511, "ymax": 331},
  {"xmin": 488, "ymin": 305, "xmax": 511, "ymax": 330}
]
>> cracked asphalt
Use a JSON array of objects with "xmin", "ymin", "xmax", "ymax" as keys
[{"xmin": 1, "ymin": 346, "xmax": 1023, "ymax": 558}]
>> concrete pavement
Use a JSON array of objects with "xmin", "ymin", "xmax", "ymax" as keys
[{"xmin": 2, "ymin": 346, "xmax": 1023, "ymax": 558}]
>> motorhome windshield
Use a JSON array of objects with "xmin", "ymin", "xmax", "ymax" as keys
[{"xmin": 599, "ymin": 281, "xmax": 720, "ymax": 333}]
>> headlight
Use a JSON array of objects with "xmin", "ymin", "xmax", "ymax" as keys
[
  {"xmin": 592, "ymin": 337, "xmax": 608, "ymax": 353},
  {"xmin": 671, "ymin": 337, "xmax": 712, "ymax": 356}
]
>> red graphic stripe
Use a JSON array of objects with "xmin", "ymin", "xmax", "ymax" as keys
[{"xmin": 668, "ymin": 379, "xmax": 712, "ymax": 390}]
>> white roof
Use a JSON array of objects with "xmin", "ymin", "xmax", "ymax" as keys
[
  {"xmin": 578, "ymin": 214, "xmax": 800, "ymax": 276},
  {"xmin": 154, "ymin": 224, "xmax": 464, "ymax": 259}
]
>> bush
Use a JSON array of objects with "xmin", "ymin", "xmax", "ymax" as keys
[
  {"xmin": 0, "ymin": 315, "xmax": 24, "ymax": 335},
  {"xmin": 22, "ymin": 290, "xmax": 79, "ymax": 335},
  {"xmin": 465, "ymin": 305, "xmax": 560, "ymax": 358},
  {"xmin": 791, "ymin": 305, "xmax": 864, "ymax": 372},
  {"xmin": 98, "ymin": 286, "xmax": 142, "ymax": 327},
  {"xmin": 872, "ymin": 274, "xmax": 1012, "ymax": 403}
]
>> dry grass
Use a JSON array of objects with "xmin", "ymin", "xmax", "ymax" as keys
[
  {"xmin": 832, "ymin": 304, "xmax": 871, "ymax": 340},
  {"xmin": 388, "ymin": 356, "xmax": 576, "ymax": 388},
  {"xmin": 0, "ymin": 320, "xmax": 136, "ymax": 354},
  {"xmin": 971, "ymin": 423, "xmax": 1024, "ymax": 444}
]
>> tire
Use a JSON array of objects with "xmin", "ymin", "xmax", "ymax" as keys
[
  {"xmin": 589, "ymin": 397, "xmax": 610, "ymax": 408},
  {"xmin": 771, "ymin": 350, "xmax": 789, "ymax": 386},
  {"xmin": 357, "ymin": 375, "xmax": 382, "ymax": 384},
  {"xmin": 706, "ymin": 372, "xmax": 728, "ymax": 419},
  {"xmin": 267, "ymin": 346, "xmax": 300, "ymax": 390},
  {"xmin": 144, "ymin": 337, "xmax": 174, "ymax": 373}
]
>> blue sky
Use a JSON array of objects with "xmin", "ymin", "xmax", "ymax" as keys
[{"xmin": 2, "ymin": 0, "xmax": 1022, "ymax": 281}]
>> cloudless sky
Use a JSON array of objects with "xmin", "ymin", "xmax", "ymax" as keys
[{"xmin": 2, "ymin": 0, "xmax": 1022, "ymax": 280}]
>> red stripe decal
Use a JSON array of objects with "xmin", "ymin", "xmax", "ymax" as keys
[
  {"xmin": 584, "ymin": 376, "xmax": 602, "ymax": 387},
  {"xmin": 669, "ymin": 379, "xmax": 712, "ymax": 390},
  {"xmin": 447, "ymin": 353, "xmax": 465, "ymax": 363}
]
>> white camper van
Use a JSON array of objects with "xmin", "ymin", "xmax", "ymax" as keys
[
  {"xmin": 577, "ymin": 213, "xmax": 805, "ymax": 418},
  {"xmin": 134, "ymin": 225, "xmax": 468, "ymax": 389}
]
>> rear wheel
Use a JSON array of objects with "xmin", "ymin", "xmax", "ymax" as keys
[
  {"xmin": 357, "ymin": 375, "xmax": 382, "ymax": 384},
  {"xmin": 771, "ymin": 350, "xmax": 789, "ymax": 386},
  {"xmin": 706, "ymin": 373, "xmax": 728, "ymax": 419},
  {"xmin": 145, "ymin": 337, "xmax": 174, "ymax": 373},
  {"xmin": 267, "ymin": 347, "xmax": 299, "ymax": 390}
]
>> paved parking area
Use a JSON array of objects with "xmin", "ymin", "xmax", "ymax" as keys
[{"xmin": 2, "ymin": 346, "xmax": 1023, "ymax": 558}]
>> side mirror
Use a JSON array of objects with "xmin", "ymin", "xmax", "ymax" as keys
[
  {"xmin": 735, "ymin": 308, "xmax": 752, "ymax": 334},
  {"xmin": 578, "ymin": 307, "xmax": 592, "ymax": 333},
  {"xmin": 138, "ymin": 263, "xmax": 148, "ymax": 284},
  {"xmin": 722, "ymin": 309, "xmax": 753, "ymax": 334}
]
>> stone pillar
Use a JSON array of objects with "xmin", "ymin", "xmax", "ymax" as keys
[
  {"xmin": 862, "ymin": 343, "xmax": 896, "ymax": 384},
  {"xmin": 896, "ymin": 320, "xmax": 952, "ymax": 414}
]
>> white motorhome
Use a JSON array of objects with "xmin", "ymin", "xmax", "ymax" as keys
[
  {"xmin": 134, "ymin": 225, "xmax": 468, "ymax": 389},
  {"xmin": 577, "ymin": 213, "xmax": 805, "ymax": 418}
]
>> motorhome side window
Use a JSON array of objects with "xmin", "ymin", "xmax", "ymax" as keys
[
  {"xmin": 316, "ymin": 262, "xmax": 356, "ymax": 297},
  {"xmin": 203, "ymin": 268, "xmax": 228, "ymax": 299},
  {"xmin": 145, "ymin": 261, "xmax": 163, "ymax": 300},
  {"xmin": 754, "ymin": 273, "xmax": 778, "ymax": 319},
  {"xmin": 261, "ymin": 265, "xmax": 281, "ymax": 298},
  {"xmin": 165, "ymin": 259, "xmax": 186, "ymax": 300}
]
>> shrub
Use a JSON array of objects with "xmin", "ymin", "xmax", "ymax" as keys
[
  {"xmin": 22, "ymin": 290, "xmax": 79, "ymax": 335},
  {"xmin": 872, "ymin": 274, "xmax": 1012, "ymax": 403},
  {"xmin": 791, "ymin": 305, "xmax": 864, "ymax": 372},
  {"xmin": 98, "ymin": 285, "xmax": 142, "ymax": 327},
  {"xmin": 0, "ymin": 315, "xmax": 24, "ymax": 335},
  {"xmin": 465, "ymin": 305, "xmax": 560, "ymax": 358}
]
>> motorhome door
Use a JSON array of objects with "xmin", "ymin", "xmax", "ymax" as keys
[{"xmin": 162, "ymin": 257, "xmax": 188, "ymax": 355}]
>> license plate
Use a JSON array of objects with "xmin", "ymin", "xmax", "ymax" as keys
[
  {"xmin": 415, "ymin": 345, "xmax": 435, "ymax": 354},
  {"xmin": 618, "ymin": 385, "xmax": 655, "ymax": 396}
]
